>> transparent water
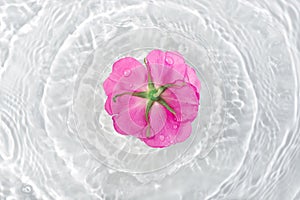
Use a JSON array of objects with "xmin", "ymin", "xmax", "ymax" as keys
[{"xmin": 0, "ymin": 0, "xmax": 299, "ymax": 199}]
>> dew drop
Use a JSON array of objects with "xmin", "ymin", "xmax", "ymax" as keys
[
  {"xmin": 129, "ymin": 84, "xmax": 133, "ymax": 88},
  {"xmin": 159, "ymin": 135, "xmax": 165, "ymax": 141},
  {"xmin": 123, "ymin": 69, "xmax": 131, "ymax": 77},
  {"xmin": 165, "ymin": 56, "xmax": 174, "ymax": 65},
  {"xmin": 173, "ymin": 124, "xmax": 178, "ymax": 129}
]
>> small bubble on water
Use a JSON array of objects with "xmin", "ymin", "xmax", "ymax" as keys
[
  {"xmin": 123, "ymin": 69, "xmax": 131, "ymax": 77},
  {"xmin": 21, "ymin": 184, "xmax": 32, "ymax": 194},
  {"xmin": 154, "ymin": 183, "xmax": 161, "ymax": 189},
  {"xmin": 165, "ymin": 56, "xmax": 174, "ymax": 65}
]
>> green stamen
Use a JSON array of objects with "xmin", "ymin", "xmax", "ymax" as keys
[
  {"xmin": 157, "ymin": 98, "xmax": 176, "ymax": 115},
  {"xmin": 157, "ymin": 82, "xmax": 186, "ymax": 95},
  {"xmin": 145, "ymin": 100, "xmax": 154, "ymax": 138},
  {"xmin": 113, "ymin": 92, "xmax": 133, "ymax": 102},
  {"xmin": 144, "ymin": 58, "xmax": 155, "ymax": 90},
  {"xmin": 113, "ymin": 91, "xmax": 148, "ymax": 102}
]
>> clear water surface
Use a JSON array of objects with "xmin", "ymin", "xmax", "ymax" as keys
[{"xmin": 0, "ymin": 0, "xmax": 299, "ymax": 199}]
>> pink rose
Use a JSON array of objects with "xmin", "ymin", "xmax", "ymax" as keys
[{"xmin": 103, "ymin": 50, "xmax": 201, "ymax": 148}]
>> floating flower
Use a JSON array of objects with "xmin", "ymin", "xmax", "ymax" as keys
[{"xmin": 103, "ymin": 50, "xmax": 201, "ymax": 148}]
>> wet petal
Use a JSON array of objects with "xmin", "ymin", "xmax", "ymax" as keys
[
  {"xmin": 185, "ymin": 66, "xmax": 201, "ymax": 95},
  {"xmin": 103, "ymin": 78, "xmax": 117, "ymax": 96},
  {"xmin": 128, "ymin": 96, "xmax": 147, "ymax": 127},
  {"xmin": 165, "ymin": 51, "xmax": 187, "ymax": 76},
  {"xmin": 142, "ymin": 112, "xmax": 192, "ymax": 148},
  {"xmin": 141, "ymin": 94, "xmax": 194, "ymax": 148},
  {"xmin": 142, "ymin": 102, "xmax": 167, "ymax": 138},
  {"xmin": 141, "ymin": 108, "xmax": 178, "ymax": 147},
  {"xmin": 146, "ymin": 50, "xmax": 188, "ymax": 85},
  {"xmin": 112, "ymin": 118, "xmax": 128, "ymax": 135},
  {"xmin": 103, "ymin": 57, "xmax": 146, "ymax": 95},
  {"xmin": 146, "ymin": 50, "xmax": 201, "ymax": 96},
  {"xmin": 111, "ymin": 95, "xmax": 147, "ymax": 137},
  {"xmin": 103, "ymin": 57, "xmax": 148, "ymax": 126},
  {"xmin": 161, "ymin": 82, "xmax": 199, "ymax": 123},
  {"xmin": 104, "ymin": 95, "xmax": 113, "ymax": 115},
  {"xmin": 145, "ymin": 49, "xmax": 164, "ymax": 66},
  {"xmin": 111, "ymin": 94, "xmax": 168, "ymax": 139},
  {"xmin": 175, "ymin": 122, "xmax": 192, "ymax": 143}
]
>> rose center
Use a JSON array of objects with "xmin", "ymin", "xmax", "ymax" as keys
[{"xmin": 148, "ymin": 89, "xmax": 161, "ymax": 101}]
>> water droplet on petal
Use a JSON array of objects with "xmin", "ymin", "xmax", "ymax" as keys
[
  {"xmin": 173, "ymin": 117, "xmax": 177, "ymax": 121},
  {"xmin": 173, "ymin": 124, "xmax": 178, "ymax": 129},
  {"xmin": 165, "ymin": 56, "xmax": 174, "ymax": 65},
  {"xmin": 129, "ymin": 84, "xmax": 133, "ymax": 88},
  {"xmin": 159, "ymin": 135, "xmax": 165, "ymax": 141},
  {"xmin": 123, "ymin": 69, "xmax": 131, "ymax": 77}
]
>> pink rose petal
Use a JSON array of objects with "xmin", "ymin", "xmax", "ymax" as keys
[
  {"xmin": 104, "ymin": 95, "xmax": 113, "ymax": 115},
  {"xmin": 112, "ymin": 95, "xmax": 147, "ymax": 138},
  {"xmin": 146, "ymin": 50, "xmax": 187, "ymax": 85},
  {"xmin": 161, "ymin": 82, "xmax": 199, "ymax": 123},
  {"xmin": 141, "ymin": 113, "xmax": 192, "ymax": 148},
  {"xmin": 103, "ymin": 57, "xmax": 146, "ymax": 96},
  {"xmin": 146, "ymin": 50, "xmax": 187, "ymax": 78},
  {"xmin": 185, "ymin": 66, "xmax": 201, "ymax": 95},
  {"xmin": 103, "ymin": 57, "xmax": 148, "ymax": 126},
  {"xmin": 142, "ymin": 102, "xmax": 167, "ymax": 138}
]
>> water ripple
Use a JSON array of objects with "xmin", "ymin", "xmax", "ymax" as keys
[{"xmin": 0, "ymin": 0, "xmax": 299, "ymax": 199}]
